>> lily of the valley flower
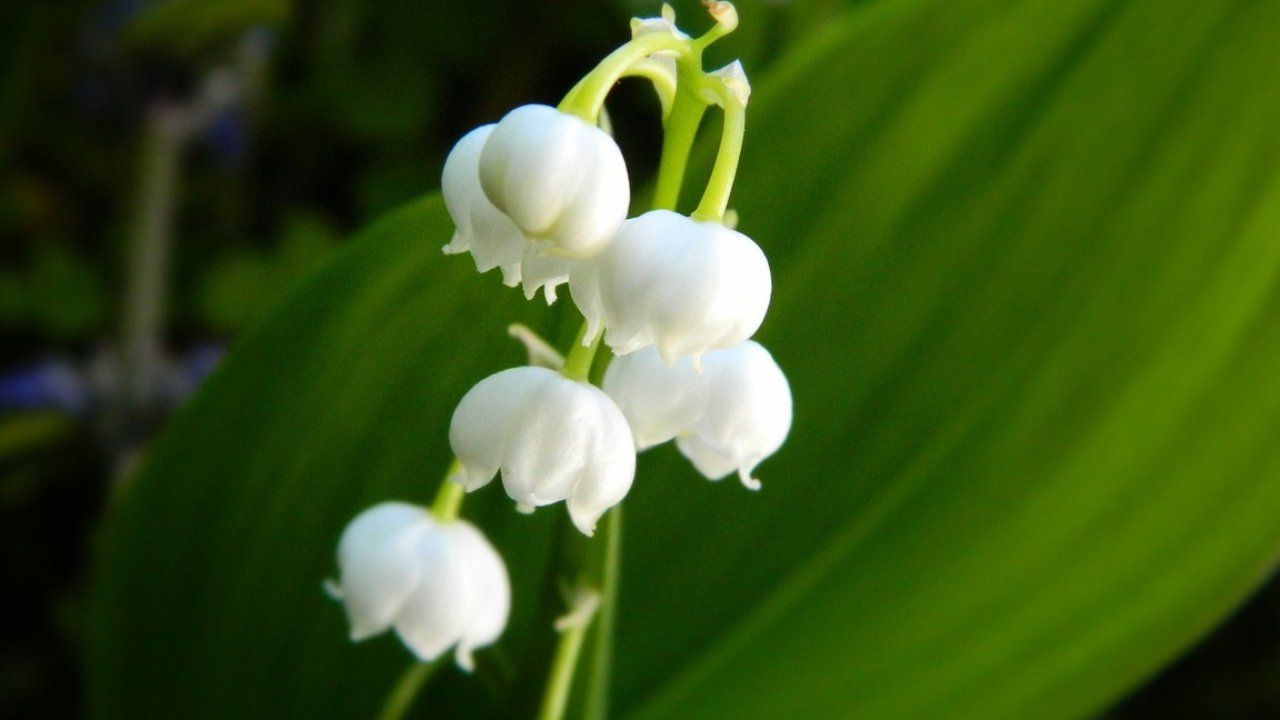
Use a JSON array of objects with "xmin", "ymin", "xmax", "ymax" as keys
[
  {"xmin": 570, "ymin": 209, "xmax": 772, "ymax": 365},
  {"xmin": 442, "ymin": 124, "xmax": 572, "ymax": 302},
  {"xmin": 328, "ymin": 502, "xmax": 510, "ymax": 671},
  {"xmin": 449, "ymin": 366, "xmax": 635, "ymax": 535},
  {"xmin": 603, "ymin": 340, "xmax": 791, "ymax": 489},
  {"xmin": 479, "ymin": 104, "xmax": 630, "ymax": 258}
]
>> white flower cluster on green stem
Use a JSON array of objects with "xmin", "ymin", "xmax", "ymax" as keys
[{"xmin": 328, "ymin": 6, "xmax": 792, "ymax": 716}]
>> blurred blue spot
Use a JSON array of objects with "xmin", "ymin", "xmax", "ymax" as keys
[
  {"xmin": 207, "ymin": 108, "xmax": 248, "ymax": 166},
  {"xmin": 0, "ymin": 359, "xmax": 90, "ymax": 416},
  {"xmin": 174, "ymin": 343, "xmax": 224, "ymax": 399}
]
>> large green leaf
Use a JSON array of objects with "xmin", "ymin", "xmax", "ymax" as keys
[
  {"xmin": 89, "ymin": 0, "xmax": 1280, "ymax": 718},
  {"xmin": 619, "ymin": 0, "xmax": 1280, "ymax": 716}
]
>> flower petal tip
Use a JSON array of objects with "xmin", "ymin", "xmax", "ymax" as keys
[
  {"xmin": 321, "ymin": 578, "xmax": 343, "ymax": 601},
  {"xmin": 454, "ymin": 646, "xmax": 476, "ymax": 673},
  {"xmin": 568, "ymin": 508, "xmax": 599, "ymax": 537}
]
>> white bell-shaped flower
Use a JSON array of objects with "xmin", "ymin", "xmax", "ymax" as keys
[
  {"xmin": 570, "ymin": 210, "xmax": 771, "ymax": 365},
  {"xmin": 598, "ymin": 345, "xmax": 706, "ymax": 451},
  {"xmin": 603, "ymin": 340, "xmax": 791, "ymax": 489},
  {"xmin": 478, "ymin": 104, "xmax": 630, "ymax": 259},
  {"xmin": 449, "ymin": 366, "xmax": 635, "ymax": 535},
  {"xmin": 328, "ymin": 502, "xmax": 510, "ymax": 671},
  {"xmin": 442, "ymin": 124, "xmax": 572, "ymax": 302}
]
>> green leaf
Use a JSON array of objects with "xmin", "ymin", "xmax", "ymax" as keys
[
  {"xmin": 87, "ymin": 0, "xmax": 1280, "ymax": 719},
  {"xmin": 619, "ymin": 0, "xmax": 1280, "ymax": 717}
]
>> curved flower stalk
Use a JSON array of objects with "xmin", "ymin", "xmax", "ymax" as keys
[
  {"xmin": 570, "ymin": 209, "xmax": 772, "ymax": 365},
  {"xmin": 327, "ymin": 502, "xmax": 510, "ymax": 671},
  {"xmin": 622, "ymin": 4, "xmax": 688, "ymax": 117},
  {"xmin": 449, "ymin": 366, "xmax": 635, "ymax": 536},
  {"xmin": 604, "ymin": 340, "xmax": 792, "ymax": 489}
]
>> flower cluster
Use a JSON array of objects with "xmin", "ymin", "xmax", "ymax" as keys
[{"xmin": 327, "ymin": 2, "xmax": 792, "ymax": 685}]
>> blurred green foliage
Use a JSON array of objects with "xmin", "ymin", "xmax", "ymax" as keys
[
  {"xmin": 0, "ymin": 244, "xmax": 107, "ymax": 340},
  {"xmin": 197, "ymin": 211, "xmax": 338, "ymax": 332},
  {"xmin": 0, "ymin": 413, "xmax": 75, "ymax": 459},
  {"xmin": 124, "ymin": 0, "xmax": 290, "ymax": 58},
  {"xmin": 86, "ymin": 1, "xmax": 1280, "ymax": 720}
]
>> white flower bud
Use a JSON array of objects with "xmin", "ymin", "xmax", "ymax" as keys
[
  {"xmin": 329, "ymin": 502, "xmax": 510, "ymax": 671},
  {"xmin": 570, "ymin": 210, "xmax": 771, "ymax": 365},
  {"xmin": 449, "ymin": 366, "xmax": 635, "ymax": 535},
  {"xmin": 442, "ymin": 124, "xmax": 571, "ymax": 302},
  {"xmin": 478, "ymin": 104, "xmax": 630, "ymax": 259},
  {"xmin": 630, "ymin": 4, "xmax": 689, "ymax": 44},
  {"xmin": 603, "ymin": 341, "xmax": 791, "ymax": 489},
  {"xmin": 703, "ymin": 60, "xmax": 751, "ymax": 107}
]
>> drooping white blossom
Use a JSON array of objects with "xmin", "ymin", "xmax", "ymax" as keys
[
  {"xmin": 328, "ymin": 502, "xmax": 510, "ymax": 671},
  {"xmin": 603, "ymin": 340, "xmax": 791, "ymax": 489},
  {"xmin": 478, "ymin": 104, "xmax": 630, "ymax": 259},
  {"xmin": 570, "ymin": 210, "xmax": 772, "ymax": 365},
  {"xmin": 598, "ymin": 345, "xmax": 706, "ymax": 451},
  {"xmin": 441, "ymin": 124, "xmax": 572, "ymax": 302},
  {"xmin": 449, "ymin": 366, "xmax": 635, "ymax": 535}
]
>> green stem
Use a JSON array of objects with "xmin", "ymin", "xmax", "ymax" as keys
[
  {"xmin": 692, "ymin": 92, "xmax": 746, "ymax": 222},
  {"xmin": 558, "ymin": 33, "xmax": 688, "ymax": 122},
  {"xmin": 537, "ymin": 604, "xmax": 597, "ymax": 720},
  {"xmin": 541, "ymin": 35, "xmax": 727, "ymax": 718},
  {"xmin": 531, "ymin": 14, "xmax": 746, "ymax": 719},
  {"xmin": 431, "ymin": 458, "xmax": 465, "ymax": 522},
  {"xmin": 561, "ymin": 321, "xmax": 602, "ymax": 382},
  {"xmin": 692, "ymin": 4, "xmax": 739, "ymax": 52},
  {"xmin": 376, "ymin": 660, "xmax": 441, "ymax": 720},
  {"xmin": 120, "ymin": 108, "xmax": 183, "ymax": 447},
  {"xmin": 580, "ymin": 507, "xmax": 622, "ymax": 720},
  {"xmin": 651, "ymin": 77, "xmax": 708, "ymax": 212}
]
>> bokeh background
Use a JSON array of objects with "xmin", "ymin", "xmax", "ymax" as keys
[{"xmin": 5, "ymin": 0, "xmax": 1280, "ymax": 718}]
